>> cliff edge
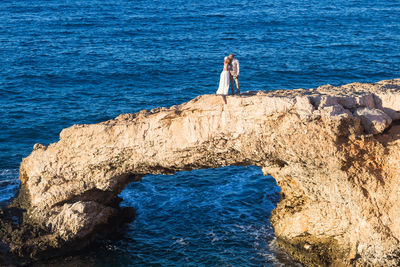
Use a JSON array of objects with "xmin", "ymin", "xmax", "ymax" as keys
[{"xmin": 2, "ymin": 79, "xmax": 400, "ymax": 266}]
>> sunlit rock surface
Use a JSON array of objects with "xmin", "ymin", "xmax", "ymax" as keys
[{"xmin": 2, "ymin": 79, "xmax": 400, "ymax": 266}]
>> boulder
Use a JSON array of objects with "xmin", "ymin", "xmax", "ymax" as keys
[{"xmin": 354, "ymin": 107, "xmax": 392, "ymax": 134}]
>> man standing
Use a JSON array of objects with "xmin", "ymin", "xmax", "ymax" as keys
[{"xmin": 229, "ymin": 53, "xmax": 240, "ymax": 94}]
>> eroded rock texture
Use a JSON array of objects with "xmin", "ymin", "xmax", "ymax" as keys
[{"xmin": 3, "ymin": 79, "xmax": 400, "ymax": 265}]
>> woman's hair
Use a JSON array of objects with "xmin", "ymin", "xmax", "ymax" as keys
[{"xmin": 224, "ymin": 56, "xmax": 231, "ymax": 64}]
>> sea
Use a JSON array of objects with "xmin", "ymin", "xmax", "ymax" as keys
[{"xmin": 0, "ymin": 0, "xmax": 399, "ymax": 266}]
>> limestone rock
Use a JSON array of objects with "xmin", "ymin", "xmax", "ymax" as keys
[
  {"xmin": 2, "ymin": 79, "xmax": 400, "ymax": 266},
  {"xmin": 354, "ymin": 107, "xmax": 392, "ymax": 134},
  {"xmin": 320, "ymin": 104, "xmax": 353, "ymax": 119}
]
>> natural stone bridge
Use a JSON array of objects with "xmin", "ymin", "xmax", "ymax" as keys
[{"xmin": 2, "ymin": 79, "xmax": 400, "ymax": 266}]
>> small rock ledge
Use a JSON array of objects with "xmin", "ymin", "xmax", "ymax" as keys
[{"xmin": 2, "ymin": 79, "xmax": 400, "ymax": 266}]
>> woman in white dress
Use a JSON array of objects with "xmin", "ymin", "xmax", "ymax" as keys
[{"xmin": 216, "ymin": 57, "xmax": 232, "ymax": 95}]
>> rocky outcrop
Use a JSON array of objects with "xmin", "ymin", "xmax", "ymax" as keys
[{"xmin": 2, "ymin": 79, "xmax": 400, "ymax": 266}]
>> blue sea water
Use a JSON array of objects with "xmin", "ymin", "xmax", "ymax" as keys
[{"xmin": 0, "ymin": 0, "xmax": 399, "ymax": 265}]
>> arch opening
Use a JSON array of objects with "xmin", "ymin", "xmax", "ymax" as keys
[{"xmin": 106, "ymin": 165, "xmax": 298, "ymax": 266}]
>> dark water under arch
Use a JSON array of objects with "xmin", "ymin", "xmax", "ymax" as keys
[{"xmin": 116, "ymin": 166, "xmax": 286, "ymax": 266}]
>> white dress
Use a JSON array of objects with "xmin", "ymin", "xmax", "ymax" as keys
[{"xmin": 216, "ymin": 70, "xmax": 230, "ymax": 95}]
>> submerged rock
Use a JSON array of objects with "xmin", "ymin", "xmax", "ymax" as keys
[{"xmin": 2, "ymin": 78, "xmax": 400, "ymax": 266}]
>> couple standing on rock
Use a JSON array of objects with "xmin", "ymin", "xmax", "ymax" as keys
[{"xmin": 216, "ymin": 53, "xmax": 240, "ymax": 95}]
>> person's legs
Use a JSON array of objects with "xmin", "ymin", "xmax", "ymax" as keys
[
  {"xmin": 230, "ymin": 76, "xmax": 235, "ymax": 95},
  {"xmin": 234, "ymin": 77, "xmax": 240, "ymax": 94}
]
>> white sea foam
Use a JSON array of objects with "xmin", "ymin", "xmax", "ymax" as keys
[{"xmin": 0, "ymin": 168, "xmax": 18, "ymax": 178}]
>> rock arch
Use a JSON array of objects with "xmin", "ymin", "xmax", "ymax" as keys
[{"xmin": 2, "ymin": 79, "xmax": 400, "ymax": 266}]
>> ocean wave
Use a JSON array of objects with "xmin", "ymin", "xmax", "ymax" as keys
[
  {"xmin": 0, "ymin": 179, "xmax": 19, "ymax": 186},
  {"xmin": 0, "ymin": 168, "xmax": 18, "ymax": 178},
  {"xmin": 0, "ymin": 169, "xmax": 19, "ymax": 205}
]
